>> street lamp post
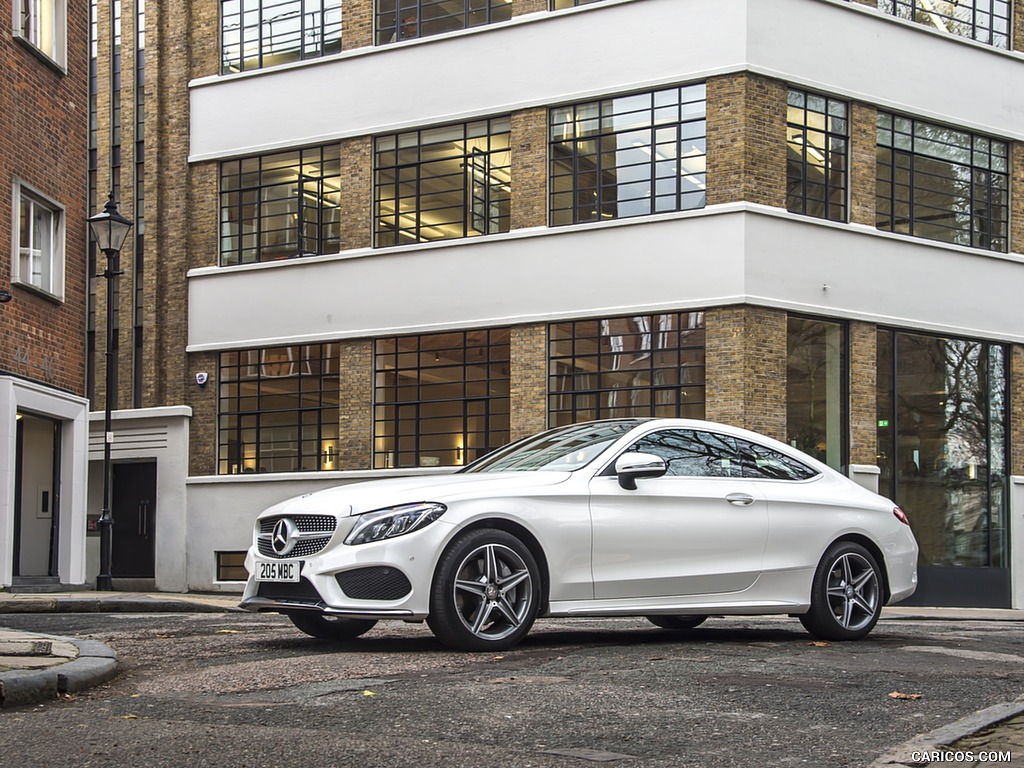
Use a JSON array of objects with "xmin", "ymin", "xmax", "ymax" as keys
[{"xmin": 87, "ymin": 194, "xmax": 133, "ymax": 592}]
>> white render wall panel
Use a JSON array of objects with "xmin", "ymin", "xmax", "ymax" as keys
[
  {"xmin": 741, "ymin": 213, "xmax": 1024, "ymax": 341},
  {"xmin": 187, "ymin": 212, "xmax": 748, "ymax": 350},
  {"xmin": 747, "ymin": 0, "xmax": 1024, "ymax": 138},
  {"xmin": 189, "ymin": 0, "xmax": 748, "ymax": 160},
  {"xmin": 187, "ymin": 209, "xmax": 1024, "ymax": 351},
  {"xmin": 189, "ymin": 0, "xmax": 1024, "ymax": 161}
]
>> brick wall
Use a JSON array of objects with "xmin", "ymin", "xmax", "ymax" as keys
[
  {"xmin": 0, "ymin": 0, "xmax": 90, "ymax": 397},
  {"xmin": 514, "ymin": 0, "xmax": 549, "ymax": 15},
  {"xmin": 705, "ymin": 306, "xmax": 787, "ymax": 441},
  {"xmin": 1012, "ymin": 144, "xmax": 1024, "ymax": 257},
  {"xmin": 338, "ymin": 340, "xmax": 374, "ymax": 469},
  {"xmin": 706, "ymin": 73, "xmax": 787, "ymax": 208},
  {"xmin": 346, "ymin": 0, "xmax": 375, "ymax": 50},
  {"xmin": 187, "ymin": 350, "xmax": 218, "ymax": 476},
  {"xmin": 849, "ymin": 321, "xmax": 878, "ymax": 465},
  {"xmin": 510, "ymin": 324, "xmax": 548, "ymax": 440},
  {"xmin": 511, "ymin": 109, "xmax": 549, "ymax": 230},
  {"xmin": 849, "ymin": 102, "xmax": 878, "ymax": 227},
  {"xmin": 340, "ymin": 137, "xmax": 374, "ymax": 250},
  {"xmin": 1015, "ymin": 2, "xmax": 1024, "ymax": 53},
  {"xmin": 192, "ymin": 0, "xmax": 221, "ymax": 78}
]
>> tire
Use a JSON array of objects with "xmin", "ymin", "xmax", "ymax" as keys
[
  {"xmin": 799, "ymin": 541, "xmax": 883, "ymax": 641},
  {"xmin": 646, "ymin": 615, "xmax": 708, "ymax": 630},
  {"xmin": 427, "ymin": 528, "xmax": 541, "ymax": 651},
  {"xmin": 287, "ymin": 611, "xmax": 378, "ymax": 641}
]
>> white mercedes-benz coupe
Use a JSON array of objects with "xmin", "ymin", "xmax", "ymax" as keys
[{"xmin": 240, "ymin": 419, "xmax": 918, "ymax": 651}]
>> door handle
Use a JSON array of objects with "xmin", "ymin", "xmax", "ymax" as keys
[{"xmin": 726, "ymin": 493, "xmax": 755, "ymax": 506}]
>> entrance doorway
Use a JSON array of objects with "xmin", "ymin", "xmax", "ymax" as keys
[
  {"xmin": 13, "ymin": 413, "xmax": 61, "ymax": 579},
  {"xmin": 111, "ymin": 462, "xmax": 157, "ymax": 580}
]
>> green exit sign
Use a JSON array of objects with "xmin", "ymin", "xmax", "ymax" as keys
[{"xmin": 877, "ymin": 419, "xmax": 890, "ymax": 428}]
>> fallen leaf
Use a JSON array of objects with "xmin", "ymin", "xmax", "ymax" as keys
[
  {"xmin": 116, "ymin": 714, "xmax": 140, "ymax": 719},
  {"xmin": 888, "ymin": 691, "xmax": 922, "ymax": 700},
  {"xmin": 809, "ymin": 641, "xmax": 830, "ymax": 647},
  {"xmin": 216, "ymin": 630, "xmax": 241, "ymax": 634},
  {"xmin": 362, "ymin": 690, "xmax": 378, "ymax": 697}
]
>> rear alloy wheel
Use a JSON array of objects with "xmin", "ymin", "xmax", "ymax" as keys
[
  {"xmin": 799, "ymin": 542, "xmax": 883, "ymax": 641},
  {"xmin": 428, "ymin": 528, "xmax": 541, "ymax": 651},
  {"xmin": 287, "ymin": 611, "xmax": 378, "ymax": 641},
  {"xmin": 646, "ymin": 615, "xmax": 708, "ymax": 631}
]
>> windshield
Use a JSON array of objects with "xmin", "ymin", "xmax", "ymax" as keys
[{"xmin": 461, "ymin": 420, "xmax": 644, "ymax": 473}]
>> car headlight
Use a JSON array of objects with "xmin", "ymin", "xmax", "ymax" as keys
[{"xmin": 344, "ymin": 502, "xmax": 447, "ymax": 545}]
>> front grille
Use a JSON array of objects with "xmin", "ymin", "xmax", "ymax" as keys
[
  {"xmin": 256, "ymin": 578, "xmax": 322, "ymax": 604},
  {"xmin": 257, "ymin": 514, "xmax": 338, "ymax": 560},
  {"xmin": 260, "ymin": 514, "xmax": 337, "ymax": 534},
  {"xmin": 336, "ymin": 567, "xmax": 412, "ymax": 601},
  {"xmin": 257, "ymin": 536, "xmax": 333, "ymax": 559}
]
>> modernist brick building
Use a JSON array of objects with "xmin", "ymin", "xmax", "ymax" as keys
[
  {"xmin": 89, "ymin": 0, "xmax": 1024, "ymax": 605},
  {"xmin": 1, "ymin": 0, "xmax": 91, "ymax": 589}
]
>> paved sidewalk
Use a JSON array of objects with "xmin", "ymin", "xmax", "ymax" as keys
[
  {"xmin": 1, "ymin": 593, "xmax": 1023, "ymax": 766},
  {"xmin": 0, "ymin": 591, "xmax": 240, "ymax": 709}
]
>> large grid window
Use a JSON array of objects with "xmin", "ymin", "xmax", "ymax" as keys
[
  {"xmin": 877, "ymin": 330, "xmax": 1008, "ymax": 573},
  {"xmin": 550, "ymin": 84, "xmax": 707, "ymax": 227},
  {"xmin": 14, "ymin": 185, "xmax": 64, "ymax": 298},
  {"xmin": 786, "ymin": 316, "xmax": 847, "ymax": 472},
  {"xmin": 218, "ymin": 344, "xmax": 339, "ymax": 474},
  {"xmin": 374, "ymin": 329, "xmax": 511, "ymax": 469},
  {"xmin": 376, "ymin": 0, "xmax": 511, "ymax": 45},
  {"xmin": 876, "ymin": 113, "xmax": 1008, "ymax": 252},
  {"xmin": 879, "ymin": 0, "xmax": 1009, "ymax": 49},
  {"xmin": 549, "ymin": 313, "xmax": 706, "ymax": 426},
  {"xmin": 221, "ymin": 0, "xmax": 342, "ymax": 74},
  {"xmin": 786, "ymin": 89, "xmax": 848, "ymax": 222},
  {"xmin": 374, "ymin": 118, "xmax": 511, "ymax": 247},
  {"xmin": 220, "ymin": 145, "xmax": 341, "ymax": 266}
]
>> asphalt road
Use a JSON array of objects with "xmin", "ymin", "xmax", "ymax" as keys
[{"xmin": 0, "ymin": 612, "xmax": 1021, "ymax": 767}]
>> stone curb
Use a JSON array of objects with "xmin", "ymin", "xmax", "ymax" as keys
[
  {"xmin": 0, "ymin": 634, "xmax": 118, "ymax": 709},
  {"xmin": 869, "ymin": 698, "xmax": 1024, "ymax": 767},
  {"xmin": 0, "ymin": 597, "xmax": 240, "ymax": 614}
]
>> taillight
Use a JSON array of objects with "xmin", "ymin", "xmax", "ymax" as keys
[{"xmin": 893, "ymin": 506, "xmax": 910, "ymax": 526}]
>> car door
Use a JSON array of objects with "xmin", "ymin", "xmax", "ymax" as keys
[{"xmin": 588, "ymin": 428, "xmax": 769, "ymax": 600}]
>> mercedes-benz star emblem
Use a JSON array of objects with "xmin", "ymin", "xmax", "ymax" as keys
[{"xmin": 271, "ymin": 518, "xmax": 299, "ymax": 556}]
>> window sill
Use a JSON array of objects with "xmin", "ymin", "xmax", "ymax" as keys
[
  {"xmin": 13, "ymin": 35, "xmax": 67, "ymax": 75},
  {"xmin": 12, "ymin": 281, "xmax": 64, "ymax": 305}
]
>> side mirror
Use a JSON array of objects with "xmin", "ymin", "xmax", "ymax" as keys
[{"xmin": 615, "ymin": 452, "xmax": 667, "ymax": 490}]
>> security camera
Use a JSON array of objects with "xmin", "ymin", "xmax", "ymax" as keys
[{"xmin": 0, "ymin": 290, "xmax": 12, "ymax": 303}]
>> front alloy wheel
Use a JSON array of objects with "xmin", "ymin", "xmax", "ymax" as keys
[
  {"xmin": 428, "ymin": 528, "xmax": 541, "ymax": 651},
  {"xmin": 800, "ymin": 542, "xmax": 883, "ymax": 641}
]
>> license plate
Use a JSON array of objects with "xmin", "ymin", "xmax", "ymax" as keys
[{"xmin": 254, "ymin": 559, "xmax": 300, "ymax": 582}]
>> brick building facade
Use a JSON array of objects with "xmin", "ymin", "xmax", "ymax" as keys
[
  {"xmin": 1, "ymin": 0, "xmax": 91, "ymax": 589},
  {"xmin": 88, "ymin": 0, "xmax": 1024, "ymax": 604}
]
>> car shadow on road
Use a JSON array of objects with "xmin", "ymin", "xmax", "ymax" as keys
[{"xmin": 249, "ymin": 618, "xmax": 916, "ymax": 655}]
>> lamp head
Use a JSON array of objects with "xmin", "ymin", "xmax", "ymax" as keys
[
  {"xmin": 0, "ymin": 290, "xmax": 12, "ymax": 304},
  {"xmin": 88, "ymin": 193, "xmax": 133, "ymax": 254}
]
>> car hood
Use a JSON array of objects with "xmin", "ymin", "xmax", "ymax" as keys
[{"xmin": 260, "ymin": 471, "xmax": 574, "ymax": 518}]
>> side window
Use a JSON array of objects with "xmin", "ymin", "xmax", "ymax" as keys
[
  {"xmin": 13, "ymin": 184, "xmax": 65, "ymax": 299},
  {"xmin": 736, "ymin": 439, "xmax": 818, "ymax": 481},
  {"xmin": 16, "ymin": 0, "xmax": 67, "ymax": 67},
  {"xmin": 630, "ymin": 430, "xmax": 741, "ymax": 478}
]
